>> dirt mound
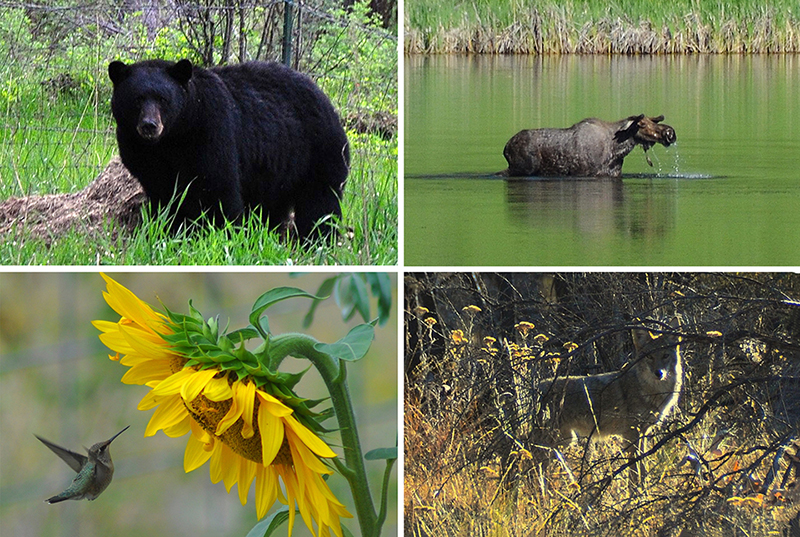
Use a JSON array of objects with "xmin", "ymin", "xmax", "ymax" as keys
[
  {"xmin": 345, "ymin": 110, "xmax": 397, "ymax": 141},
  {"xmin": 0, "ymin": 157, "xmax": 146, "ymax": 245}
]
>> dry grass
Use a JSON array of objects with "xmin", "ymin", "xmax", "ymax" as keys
[{"xmin": 405, "ymin": 353, "xmax": 800, "ymax": 536}]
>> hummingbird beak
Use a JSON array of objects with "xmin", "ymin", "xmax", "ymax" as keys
[{"xmin": 106, "ymin": 425, "xmax": 130, "ymax": 444}]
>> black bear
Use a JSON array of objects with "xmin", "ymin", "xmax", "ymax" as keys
[{"xmin": 108, "ymin": 59, "xmax": 349, "ymax": 240}]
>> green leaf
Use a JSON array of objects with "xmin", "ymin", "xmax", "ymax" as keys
[
  {"xmin": 250, "ymin": 287, "xmax": 322, "ymax": 321},
  {"xmin": 350, "ymin": 275, "xmax": 371, "ymax": 323},
  {"xmin": 365, "ymin": 447, "xmax": 398, "ymax": 460},
  {"xmin": 335, "ymin": 275, "xmax": 370, "ymax": 323},
  {"xmin": 258, "ymin": 316, "xmax": 271, "ymax": 337},
  {"xmin": 227, "ymin": 326, "xmax": 261, "ymax": 342},
  {"xmin": 244, "ymin": 507, "xmax": 292, "ymax": 537},
  {"xmin": 313, "ymin": 322, "xmax": 375, "ymax": 362},
  {"xmin": 302, "ymin": 276, "xmax": 337, "ymax": 328},
  {"xmin": 366, "ymin": 273, "xmax": 393, "ymax": 326}
]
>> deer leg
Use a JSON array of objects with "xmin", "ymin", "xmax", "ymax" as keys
[{"xmin": 622, "ymin": 429, "xmax": 644, "ymax": 492}]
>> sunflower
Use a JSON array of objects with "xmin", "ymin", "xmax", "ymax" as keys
[{"xmin": 92, "ymin": 274, "xmax": 352, "ymax": 537}]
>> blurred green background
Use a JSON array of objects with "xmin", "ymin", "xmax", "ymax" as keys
[{"xmin": 0, "ymin": 272, "xmax": 398, "ymax": 537}]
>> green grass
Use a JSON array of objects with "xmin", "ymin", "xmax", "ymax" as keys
[
  {"xmin": 0, "ymin": 131, "xmax": 396, "ymax": 266},
  {"xmin": 405, "ymin": 0, "xmax": 800, "ymax": 53},
  {"xmin": 0, "ymin": 2, "xmax": 397, "ymax": 265}
]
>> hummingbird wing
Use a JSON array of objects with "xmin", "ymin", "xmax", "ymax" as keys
[{"xmin": 35, "ymin": 434, "xmax": 87, "ymax": 473}]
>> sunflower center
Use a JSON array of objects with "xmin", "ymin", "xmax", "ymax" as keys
[
  {"xmin": 183, "ymin": 391, "xmax": 293, "ymax": 467},
  {"xmin": 169, "ymin": 355, "xmax": 188, "ymax": 374}
]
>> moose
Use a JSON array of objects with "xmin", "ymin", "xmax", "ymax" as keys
[{"xmin": 501, "ymin": 114, "xmax": 676, "ymax": 177}]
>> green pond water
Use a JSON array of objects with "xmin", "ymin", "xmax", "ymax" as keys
[{"xmin": 404, "ymin": 54, "xmax": 800, "ymax": 266}]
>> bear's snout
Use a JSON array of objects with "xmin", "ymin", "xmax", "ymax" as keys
[{"xmin": 137, "ymin": 102, "xmax": 164, "ymax": 141}]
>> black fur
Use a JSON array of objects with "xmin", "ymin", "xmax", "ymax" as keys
[{"xmin": 108, "ymin": 59, "xmax": 349, "ymax": 239}]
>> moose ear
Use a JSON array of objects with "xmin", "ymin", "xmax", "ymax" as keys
[
  {"xmin": 108, "ymin": 61, "xmax": 129, "ymax": 85},
  {"xmin": 169, "ymin": 59, "xmax": 193, "ymax": 85},
  {"xmin": 651, "ymin": 115, "xmax": 665, "ymax": 123},
  {"xmin": 615, "ymin": 114, "xmax": 645, "ymax": 142}
]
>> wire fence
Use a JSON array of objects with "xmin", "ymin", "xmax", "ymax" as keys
[{"xmin": 0, "ymin": 0, "xmax": 397, "ymax": 199}]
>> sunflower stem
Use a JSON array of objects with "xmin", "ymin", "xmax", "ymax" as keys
[{"xmin": 268, "ymin": 333, "xmax": 381, "ymax": 537}]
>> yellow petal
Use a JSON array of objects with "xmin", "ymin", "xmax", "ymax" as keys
[
  {"xmin": 91, "ymin": 319, "xmax": 120, "ymax": 334},
  {"xmin": 203, "ymin": 375, "xmax": 233, "ymax": 401},
  {"xmin": 137, "ymin": 390, "xmax": 171, "ymax": 411},
  {"xmin": 209, "ymin": 441, "xmax": 224, "ymax": 484},
  {"xmin": 119, "ymin": 324, "xmax": 173, "ymax": 360},
  {"xmin": 220, "ymin": 443, "xmax": 238, "ymax": 493},
  {"xmin": 118, "ymin": 353, "xmax": 155, "ymax": 367},
  {"xmin": 145, "ymin": 395, "xmax": 189, "ymax": 437},
  {"xmin": 120, "ymin": 323, "xmax": 168, "ymax": 346},
  {"xmin": 180, "ymin": 369, "xmax": 218, "ymax": 403},
  {"xmin": 280, "ymin": 467, "xmax": 298, "ymax": 536},
  {"xmin": 306, "ymin": 476, "xmax": 330, "ymax": 531},
  {"xmin": 100, "ymin": 273, "xmax": 166, "ymax": 335},
  {"xmin": 189, "ymin": 417, "xmax": 212, "ymax": 445},
  {"xmin": 184, "ymin": 432, "xmax": 213, "ymax": 472},
  {"xmin": 121, "ymin": 359, "xmax": 173, "ymax": 385},
  {"xmin": 258, "ymin": 402, "xmax": 284, "ymax": 466},
  {"xmin": 240, "ymin": 381, "xmax": 256, "ymax": 438},
  {"xmin": 287, "ymin": 437, "xmax": 310, "ymax": 518},
  {"xmin": 284, "ymin": 414, "xmax": 336, "ymax": 459},
  {"xmin": 287, "ymin": 427, "xmax": 332, "ymax": 475},
  {"xmin": 152, "ymin": 368, "xmax": 195, "ymax": 396},
  {"xmin": 216, "ymin": 388, "xmax": 242, "ymax": 436},
  {"xmin": 163, "ymin": 416, "xmax": 191, "ymax": 438},
  {"xmin": 98, "ymin": 331, "xmax": 136, "ymax": 355},
  {"xmin": 238, "ymin": 458, "xmax": 257, "ymax": 505},
  {"xmin": 256, "ymin": 389, "xmax": 293, "ymax": 417},
  {"xmin": 255, "ymin": 465, "xmax": 279, "ymax": 519}
]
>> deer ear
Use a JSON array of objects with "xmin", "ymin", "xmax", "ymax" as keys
[
  {"xmin": 631, "ymin": 327, "xmax": 653, "ymax": 351},
  {"xmin": 652, "ymin": 115, "xmax": 665, "ymax": 123}
]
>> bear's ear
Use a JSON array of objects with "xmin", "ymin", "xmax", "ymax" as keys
[
  {"xmin": 169, "ymin": 60, "xmax": 193, "ymax": 85},
  {"xmin": 108, "ymin": 61, "xmax": 129, "ymax": 85}
]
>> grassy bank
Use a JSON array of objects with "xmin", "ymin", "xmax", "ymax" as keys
[
  {"xmin": 0, "ymin": 134, "xmax": 397, "ymax": 265},
  {"xmin": 405, "ymin": 0, "xmax": 800, "ymax": 54}
]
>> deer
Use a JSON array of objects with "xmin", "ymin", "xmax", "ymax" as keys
[{"xmin": 536, "ymin": 318, "xmax": 683, "ymax": 490}]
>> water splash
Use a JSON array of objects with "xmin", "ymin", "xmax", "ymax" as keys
[{"xmin": 669, "ymin": 143, "xmax": 683, "ymax": 176}]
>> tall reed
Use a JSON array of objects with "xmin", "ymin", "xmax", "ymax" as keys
[{"xmin": 405, "ymin": 0, "xmax": 800, "ymax": 54}]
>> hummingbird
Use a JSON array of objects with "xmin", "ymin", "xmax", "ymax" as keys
[{"xmin": 35, "ymin": 425, "xmax": 130, "ymax": 504}]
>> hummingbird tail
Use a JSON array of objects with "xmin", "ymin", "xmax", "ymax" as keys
[{"xmin": 45, "ymin": 494, "xmax": 69, "ymax": 504}]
